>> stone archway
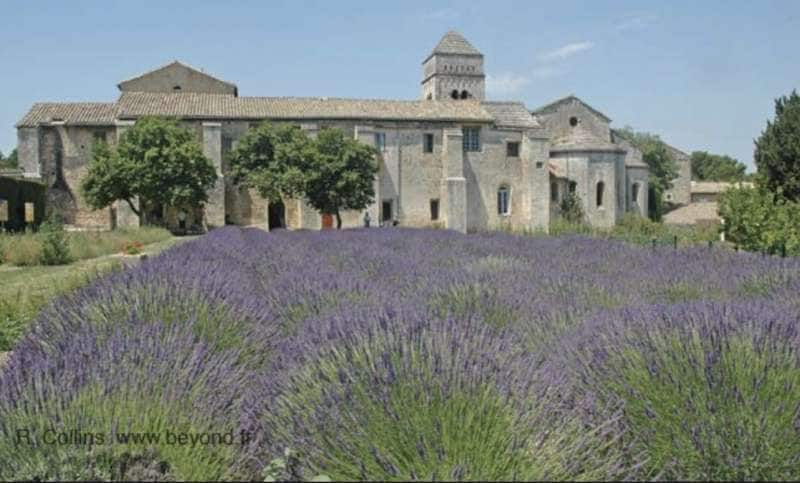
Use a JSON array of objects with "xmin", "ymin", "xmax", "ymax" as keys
[{"xmin": 268, "ymin": 201, "xmax": 285, "ymax": 230}]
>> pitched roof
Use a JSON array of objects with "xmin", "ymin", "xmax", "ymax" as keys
[
  {"xmin": 663, "ymin": 202, "xmax": 720, "ymax": 225},
  {"xmin": 691, "ymin": 181, "xmax": 754, "ymax": 194},
  {"xmin": 531, "ymin": 95, "xmax": 612, "ymax": 122},
  {"xmin": 16, "ymin": 103, "xmax": 118, "ymax": 127},
  {"xmin": 481, "ymin": 102, "xmax": 541, "ymax": 129},
  {"xmin": 426, "ymin": 31, "xmax": 482, "ymax": 60},
  {"xmin": 116, "ymin": 91, "xmax": 495, "ymax": 123},
  {"xmin": 117, "ymin": 60, "xmax": 237, "ymax": 91}
]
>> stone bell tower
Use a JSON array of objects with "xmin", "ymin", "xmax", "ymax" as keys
[{"xmin": 421, "ymin": 31, "xmax": 485, "ymax": 101}]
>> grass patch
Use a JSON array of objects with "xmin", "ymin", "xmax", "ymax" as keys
[{"xmin": 0, "ymin": 226, "xmax": 172, "ymax": 267}]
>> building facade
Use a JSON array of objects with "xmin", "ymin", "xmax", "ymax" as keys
[{"xmin": 15, "ymin": 31, "xmax": 651, "ymax": 233}]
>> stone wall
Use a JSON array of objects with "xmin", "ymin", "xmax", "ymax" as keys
[
  {"xmin": 422, "ymin": 53, "xmax": 485, "ymax": 100},
  {"xmin": 664, "ymin": 145, "xmax": 691, "ymax": 206},
  {"xmin": 537, "ymin": 99, "xmax": 612, "ymax": 146},
  {"xmin": 119, "ymin": 63, "xmax": 236, "ymax": 95}
]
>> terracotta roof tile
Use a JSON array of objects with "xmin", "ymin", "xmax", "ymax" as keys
[
  {"xmin": 116, "ymin": 92, "xmax": 495, "ymax": 123},
  {"xmin": 16, "ymin": 103, "xmax": 117, "ymax": 128}
]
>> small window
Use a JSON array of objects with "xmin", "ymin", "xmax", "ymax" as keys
[
  {"xmin": 423, "ymin": 133, "xmax": 434, "ymax": 153},
  {"xmin": 569, "ymin": 181, "xmax": 577, "ymax": 194},
  {"xmin": 24, "ymin": 202, "xmax": 35, "ymax": 223},
  {"xmin": 451, "ymin": 90, "xmax": 460, "ymax": 100},
  {"xmin": 569, "ymin": 116, "xmax": 578, "ymax": 127},
  {"xmin": 631, "ymin": 183, "xmax": 640, "ymax": 204},
  {"xmin": 460, "ymin": 90, "xmax": 469, "ymax": 99},
  {"xmin": 506, "ymin": 142, "xmax": 520, "ymax": 157},
  {"xmin": 426, "ymin": 93, "xmax": 433, "ymax": 100},
  {"xmin": 0, "ymin": 199, "xmax": 8, "ymax": 223},
  {"xmin": 551, "ymin": 182, "xmax": 559, "ymax": 202},
  {"xmin": 462, "ymin": 127, "xmax": 480, "ymax": 152},
  {"xmin": 430, "ymin": 199, "xmax": 440, "ymax": 221},
  {"xmin": 497, "ymin": 186, "xmax": 510, "ymax": 216},
  {"xmin": 375, "ymin": 132, "xmax": 386, "ymax": 152},
  {"xmin": 596, "ymin": 181, "xmax": 605, "ymax": 207},
  {"xmin": 381, "ymin": 200, "xmax": 393, "ymax": 222},
  {"xmin": 173, "ymin": 85, "xmax": 182, "ymax": 91}
]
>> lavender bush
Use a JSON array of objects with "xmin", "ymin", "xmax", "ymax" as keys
[{"xmin": 0, "ymin": 226, "xmax": 798, "ymax": 481}]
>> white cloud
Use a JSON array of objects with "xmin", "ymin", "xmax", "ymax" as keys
[
  {"xmin": 538, "ymin": 41, "xmax": 595, "ymax": 62},
  {"xmin": 486, "ymin": 73, "xmax": 530, "ymax": 96}
]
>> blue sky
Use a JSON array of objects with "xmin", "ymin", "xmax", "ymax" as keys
[{"xmin": 1, "ymin": 0, "xmax": 798, "ymax": 170}]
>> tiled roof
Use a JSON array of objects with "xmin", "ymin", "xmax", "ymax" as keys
[
  {"xmin": 663, "ymin": 202, "xmax": 720, "ymax": 225},
  {"xmin": 691, "ymin": 181, "xmax": 754, "ymax": 194},
  {"xmin": 429, "ymin": 31, "xmax": 482, "ymax": 57},
  {"xmin": 481, "ymin": 102, "xmax": 541, "ymax": 129},
  {"xmin": 532, "ymin": 95, "xmax": 612, "ymax": 122},
  {"xmin": 116, "ymin": 92, "xmax": 495, "ymax": 123},
  {"xmin": 16, "ymin": 103, "xmax": 118, "ymax": 127}
]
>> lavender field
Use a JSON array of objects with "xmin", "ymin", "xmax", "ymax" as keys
[{"xmin": 2, "ymin": 227, "xmax": 800, "ymax": 481}]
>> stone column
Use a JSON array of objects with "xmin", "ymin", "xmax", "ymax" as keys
[
  {"xmin": 202, "ymin": 122, "xmax": 225, "ymax": 228},
  {"xmin": 113, "ymin": 120, "xmax": 140, "ymax": 228},
  {"xmin": 441, "ymin": 128, "xmax": 466, "ymax": 233},
  {"xmin": 17, "ymin": 127, "xmax": 41, "ymax": 179},
  {"xmin": 355, "ymin": 125, "xmax": 380, "ymax": 226},
  {"xmin": 522, "ymin": 130, "xmax": 550, "ymax": 232}
]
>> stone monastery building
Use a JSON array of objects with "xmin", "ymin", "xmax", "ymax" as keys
[{"xmin": 16, "ymin": 31, "xmax": 674, "ymax": 233}]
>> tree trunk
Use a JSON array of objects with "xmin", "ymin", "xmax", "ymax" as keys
[
  {"xmin": 125, "ymin": 198, "xmax": 141, "ymax": 217},
  {"xmin": 335, "ymin": 210, "xmax": 342, "ymax": 230}
]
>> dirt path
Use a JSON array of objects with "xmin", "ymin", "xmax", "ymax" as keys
[{"xmin": 0, "ymin": 352, "xmax": 9, "ymax": 369}]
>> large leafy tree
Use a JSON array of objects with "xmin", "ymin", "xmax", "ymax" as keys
[
  {"xmin": 81, "ymin": 117, "xmax": 217, "ymax": 220},
  {"xmin": 0, "ymin": 149, "xmax": 17, "ymax": 169},
  {"xmin": 228, "ymin": 122, "xmax": 312, "ymax": 202},
  {"xmin": 304, "ymin": 128, "xmax": 378, "ymax": 229},
  {"xmin": 755, "ymin": 90, "xmax": 800, "ymax": 201},
  {"xmin": 691, "ymin": 151, "xmax": 747, "ymax": 182},
  {"xmin": 615, "ymin": 127, "xmax": 679, "ymax": 220},
  {"xmin": 230, "ymin": 124, "xmax": 378, "ymax": 229}
]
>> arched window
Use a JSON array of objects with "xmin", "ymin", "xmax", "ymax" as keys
[
  {"xmin": 631, "ymin": 183, "xmax": 640, "ymax": 205},
  {"xmin": 596, "ymin": 181, "xmax": 605, "ymax": 207},
  {"xmin": 426, "ymin": 93, "xmax": 433, "ymax": 100},
  {"xmin": 173, "ymin": 85, "xmax": 182, "ymax": 91},
  {"xmin": 451, "ymin": 90, "xmax": 460, "ymax": 100},
  {"xmin": 550, "ymin": 182, "xmax": 559, "ymax": 202},
  {"xmin": 569, "ymin": 116, "xmax": 578, "ymax": 127},
  {"xmin": 497, "ymin": 186, "xmax": 510, "ymax": 216},
  {"xmin": 460, "ymin": 90, "xmax": 469, "ymax": 99}
]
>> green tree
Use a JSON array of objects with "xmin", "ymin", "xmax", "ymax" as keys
[
  {"xmin": 81, "ymin": 117, "xmax": 217, "ymax": 221},
  {"xmin": 304, "ymin": 128, "xmax": 378, "ymax": 229},
  {"xmin": 755, "ymin": 90, "xmax": 800, "ymax": 202},
  {"xmin": 616, "ymin": 127, "xmax": 679, "ymax": 220},
  {"xmin": 0, "ymin": 149, "xmax": 17, "ymax": 169},
  {"xmin": 228, "ymin": 122, "xmax": 312, "ymax": 202},
  {"xmin": 718, "ymin": 184, "xmax": 800, "ymax": 256},
  {"xmin": 229, "ymin": 124, "xmax": 378, "ymax": 229},
  {"xmin": 691, "ymin": 151, "xmax": 747, "ymax": 181}
]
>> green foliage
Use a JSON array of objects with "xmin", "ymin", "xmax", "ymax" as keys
[
  {"xmin": 755, "ymin": 89, "xmax": 800, "ymax": 202},
  {"xmin": 691, "ymin": 151, "xmax": 748, "ymax": 182},
  {"xmin": 81, "ymin": 117, "xmax": 217, "ymax": 220},
  {"xmin": 718, "ymin": 184, "xmax": 800, "ymax": 256},
  {"xmin": 304, "ymin": 128, "xmax": 378, "ymax": 228},
  {"xmin": 228, "ymin": 122, "xmax": 312, "ymax": 202},
  {"xmin": 559, "ymin": 191, "xmax": 585, "ymax": 224},
  {"xmin": 262, "ymin": 448, "xmax": 331, "ymax": 482},
  {"xmin": 616, "ymin": 127, "xmax": 679, "ymax": 218},
  {"xmin": 38, "ymin": 214, "xmax": 73, "ymax": 266},
  {"xmin": 608, "ymin": 332, "xmax": 800, "ymax": 480},
  {"xmin": 229, "ymin": 124, "xmax": 378, "ymax": 228},
  {"xmin": 0, "ymin": 148, "xmax": 18, "ymax": 169}
]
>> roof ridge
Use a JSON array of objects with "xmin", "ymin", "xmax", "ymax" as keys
[
  {"xmin": 117, "ymin": 60, "xmax": 237, "ymax": 90},
  {"xmin": 531, "ymin": 94, "xmax": 612, "ymax": 122}
]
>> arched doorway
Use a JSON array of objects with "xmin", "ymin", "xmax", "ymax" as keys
[
  {"xmin": 268, "ymin": 201, "xmax": 285, "ymax": 230},
  {"xmin": 321, "ymin": 213, "xmax": 334, "ymax": 229}
]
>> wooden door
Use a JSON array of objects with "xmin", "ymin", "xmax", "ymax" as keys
[{"xmin": 321, "ymin": 213, "xmax": 333, "ymax": 229}]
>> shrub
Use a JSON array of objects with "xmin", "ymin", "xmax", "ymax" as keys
[
  {"xmin": 244, "ymin": 310, "xmax": 625, "ymax": 481},
  {"xmin": 557, "ymin": 301, "xmax": 800, "ymax": 480},
  {"xmin": 3, "ymin": 235, "xmax": 42, "ymax": 266},
  {"xmin": 719, "ymin": 185, "xmax": 800, "ymax": 256},
  {"xmin": 38, "ymin": 215, "xmax": 73, "ymax": 265}
]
